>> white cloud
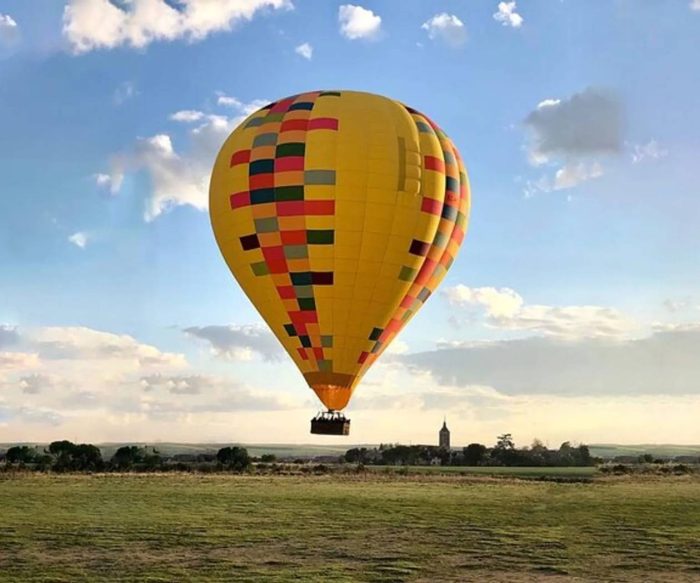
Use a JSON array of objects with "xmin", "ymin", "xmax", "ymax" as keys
[
  {"xmin": 691, "ymin": 0, "xmax": 700, "ymax": 11},
  {"xmin": 444, "ymin": 284, "xmax": 637, "ymax": 340},
  {"xmin": 295, "ymin": 41, "xmax": 312, "ymax": 59},
  {"xmin": 68, "ymin": 232, "xmax": 88, "ymax": 248},
  {"xmin": 402, "ymin": 324, "xmax": 700, "ymax": 400},
  {"xmin": 421, "ymin": 13, "xmax": 467, "ymax": 47},
  {"xmin": 0, "ymin": 324, "xmax": 302, "ymax": 441},
  {"xmin": 113, "ymin": 81, "xmax": 137, "ymax": 105},
  {"xmin": 2, "ymin": 322, "xmax": 700, "ymax": 444},
  {"xmin": 62, "ymin": 0, "xmax": 293, "ymax": 53},
  {"xmin": 94, "ymin": 173, "xmax": 111, "ymax": 186},
  {"xmin": 103, "ymin": 95, "xmax": 265, "ymax": 221},
  {"xmin": 170, "ymin": 109, "xmax": 205, "ymax": 122},
  {"xmin": 385, "ymin": 339, "xmax": 409, "ymax": 355},
  {"xmin": 185, "ymin": 324, "xmax": 283, "ymax": 361},
  {"xmin": 493, "ymin": 2, "xmax": 523, "ymax": 28},
  {"xmin": 0, "ymin": 13, "xmax": 18, "ymax": 42},
  {"xmin": 631, "ymin": 139, "xmax": 668, "ymax": 164},
  {"xmin": 553, "ymin": 161, "xmax": 603, "ymax": 190},
  {"xmin": 0, "ymin": 352, "xmax": 40, "ymax": 371},
  {"xmin": 217, "ymin": 93, "xmax": 268, "ymax": 114},
  {"xmin": 445, "ymin": 285, "xmax": 523, "ymax": 318},
  {"xmin": 523, "ymin": 87, "xmax": 621, "ymax": 195},
  {"xmin": 338, "ymin": 5, "xmax": 381, "ymax": 40},
  {"xmin": 94, "ymin": 171, "xmax": 123, "ymax": 195}
]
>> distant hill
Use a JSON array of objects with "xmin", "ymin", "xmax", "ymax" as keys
[{"xmin": 2, "ymin": 442, "xmax": 699, "ymax": 460}]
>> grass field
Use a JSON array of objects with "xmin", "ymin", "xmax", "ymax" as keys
[
  {"xmin": 367, "ymin": 465, "xmax": 599, "ymax": 478},
  {"xmin": 1, "ymin": 474, "xmax": 699, "ymax": 581}
]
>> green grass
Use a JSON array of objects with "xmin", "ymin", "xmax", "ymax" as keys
[
  {"xmin": 1, "ymin": 474, "xmax": 699, "ymax": 581},
  {"xmin": 368, "ymin": 465, "xmax": 598, "ymax": 478}
]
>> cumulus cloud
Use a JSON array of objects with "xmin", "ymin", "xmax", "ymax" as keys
[
  {"xmin": 691, "ymin": 0, "xmax": 700, "ymax": 11},
  {"xmin": 102, "ymin": 95, "xmax": 264, "ymax": 221},
  {"xmin": 338, "ymin": 5, "xmax": 381, "ymax": 40},
  {"xmin": 94, "ymin": 172, "xmax": 123, "ymax": 195},
  {"xmin": 553, "ymin": 161, "xmax": 603, "ymax": 190},
  {"xmin": 62, "ymin": 0, "xmax": 293, "ymax": 53},
  {"xmin": 68, "ymin": 231, "xmax": 88, "ymax": 248},
  {"xmin": 421, "ymin": 13, "xmax": 467, "ymax": 47},
  {"xmin": 444, "ymin": 284, "xmax": 637, "ymax": 340},
  {"xmin": 295, "ymin": 41, "xmax": 312, "ymax": 59},
  {"xmin": 401, "ymin": 324, "xmax": 700, "ymax": 397},
  {"xmin": 631, "ymin": 139, "xmax": 668, "ymax": 164},
  {"xmin": 493, "ymin": 2, "xmax": 523, "ymax": 28},
  {"xmin": 170, "ymin": 109, "xmax": 205, "ymax": 122},
  {"xmin": 185, "ymin": 325, "xmax": 283, "ymax": 361},
  {"xmin": 525, "ymin": 88, "xmax": 621, "ymax": 164},
  {"xmin": 0, "ymin": 352, "xmax": 40, "ymax": 371},
  {"xmin": 138, "ymin": 373, "xmax": 292, "ymax": 411},
  {"xmin": 522, "ymin": 88, "xmax": 621, "ymax": 195},
  {"xmin": 0, "ymin": 324, "xmax": 305, "ymax": 441},
  {"xmin": 0, "ymin": 13, "xmax": 19, "ymax": 44},
  {"xmin": 140, "ymin": 374, "xmax": 212, "ymax": 395},
  {"xmin": 32, "ymin": 326, "xmax": 186, "ymax": 368}
]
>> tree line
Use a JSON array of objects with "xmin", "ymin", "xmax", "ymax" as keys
[
  {"xmin": 1, "ymin": 441, "xmax": 253, "ymax": 472},
  {"xmin": 344, "ymin": 434, "xmax": 597, "ymax": 467}
]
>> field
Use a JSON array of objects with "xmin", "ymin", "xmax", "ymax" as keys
[{"xmin": 1, "ymin": 473, "xmax": 699, "ymax": 582}]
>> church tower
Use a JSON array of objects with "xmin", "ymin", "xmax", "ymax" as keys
[{"xmin": 439, "ymin": 418, "xmax": 450, "ymax": 449}]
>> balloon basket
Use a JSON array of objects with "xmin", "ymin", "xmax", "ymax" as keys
[{"xmin": 310, "ymin": 411, "xmax": 351, "ymax": 436}]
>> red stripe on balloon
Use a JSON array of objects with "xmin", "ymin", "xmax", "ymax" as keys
[
  {"xmin": 230, "ymin": 191, "xmax": 250, "ymax": 209},
  {"xmin": 308, "ymin": 118, "xmax": 339, "ymax": 131},
  {"xmin": 424, "ymin": 156, "xmax": 445, "ymax": 173}
]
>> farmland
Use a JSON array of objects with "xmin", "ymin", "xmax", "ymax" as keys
[{"xmin": 1, "ymin": 473, "xmax": 699, "ymax": 582}]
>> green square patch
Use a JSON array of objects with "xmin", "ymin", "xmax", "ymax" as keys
[
  {"xmin": 294, "ymin": 285, "xmax": 314, "ymax": 298},
  {"xmin": 284, "ymin": 245, "xmax": 308, "ymax": 259},
  {"xmin": 251, "ymin": 261, "xmax": 269, "ymax": 276},
  {"xmin": 307, "ymin": 230, "xmax": 334, "ymax": 244},
  {"xmin": 398, "ymin": 266, "xmax": 417, "ymax": 282},
  {"xmin": 254, "ymin": 217, "xmax": 279, "ymax": 233},
  {"xmin": 369, "ymin": 327, "xmax": 383, "ymax": 341},
  {"xmin": 321, "ymin": 335, "xmax": 333, "ymax": 348},
  {"xmin": 298, "ymin": 297, "xmax": 316, "ymax": 311}
]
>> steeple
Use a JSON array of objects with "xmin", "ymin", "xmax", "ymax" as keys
[{"xmin": 439, "ymin": 417, "xmax": 450, "ymax": 449}]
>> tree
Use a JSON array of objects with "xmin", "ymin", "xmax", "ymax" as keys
[
  {"xmin": 50, "ymin": 441, "xmax": 103, "ymax": 472},
  {"xmin": 260, "ymin": 454, "xmax": 276, "ymax": 463},
  {"xmin": 111, "ymin": 446, "xmax": 143, "ymax": 470},
  {"xmin": 216, "ymin": 446, "xmax": 250, "ymax": 471},
  {"xmin": 495, "ymin": 434, "xmax": 515, "ymax": 450},
  {"xmin": 462, "ymin": 443, "xmax": 487, "ymax": 466},
  {"xmin": 6, "ymin": 445, "xmax": 39, "ymax": 465}
]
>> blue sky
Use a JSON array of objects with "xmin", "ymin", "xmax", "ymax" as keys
[{"xmin": 1, "ymin": 0, "xmax": 699, "ymax": 445}]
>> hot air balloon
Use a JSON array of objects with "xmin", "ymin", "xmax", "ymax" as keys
[{"xmin": 209, "ymin": 90, "xmax": 470, "ymax": 435}]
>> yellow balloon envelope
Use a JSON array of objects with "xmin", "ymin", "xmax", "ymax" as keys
[{"xmin": 209, "ymin": 90, "xmax": 470, "ymax": 412}]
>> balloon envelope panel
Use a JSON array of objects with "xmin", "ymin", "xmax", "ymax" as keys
[{"xmin": 210, "ymin": 90, "xmax": 470, "ymax": 411}]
